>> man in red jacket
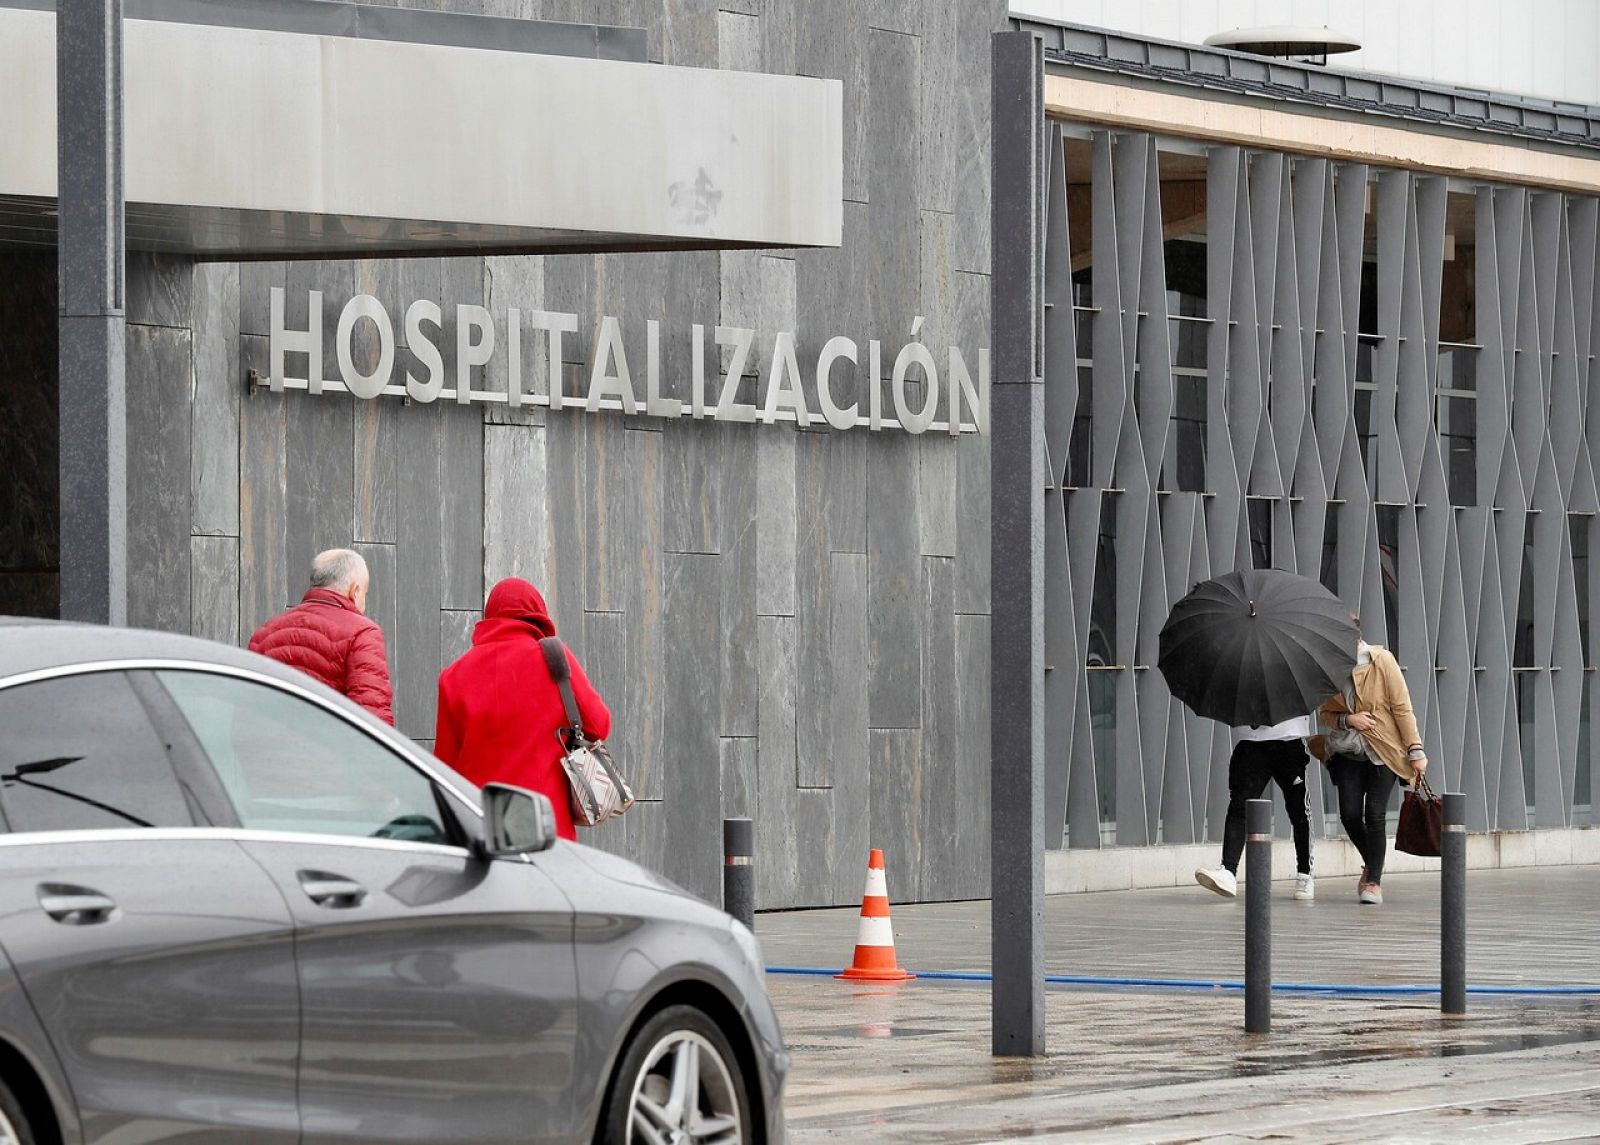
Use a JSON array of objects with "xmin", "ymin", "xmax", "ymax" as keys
[{"xmin": 248, "ymin": 549, "xmax": 395, "ymax": 725}]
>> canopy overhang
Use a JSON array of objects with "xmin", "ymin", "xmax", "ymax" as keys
[{"xmin": 0, "ymin": 3, "xmax": 843, "ymax": 257}]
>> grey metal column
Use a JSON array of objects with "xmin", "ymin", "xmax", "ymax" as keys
[
  {"xmin": 990, "ymin": 29, "xmax": 1046, "ymax": 1058},
  {"xmin": 1245, "ymin": 798, "xmax": 1272, "ymax": 1033},
  {"xmin": 57, "ymin": 0, "xmax": 127, "ymax": 625},
  {"xmin": 1441, "ymin": 792, "xmax": 1466, "ymax": 1016}
]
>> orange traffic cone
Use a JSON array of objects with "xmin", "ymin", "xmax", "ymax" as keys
[{"xmin": 836, "ymin": 849, "xmax": 914, "ymax": 982}]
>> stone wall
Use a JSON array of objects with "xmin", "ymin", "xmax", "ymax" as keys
[{"xmin": 109, "ymin": 0, "xmax": 1007, "ymax": 909}]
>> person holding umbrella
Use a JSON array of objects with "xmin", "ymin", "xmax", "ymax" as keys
[
  {"xmin": 1315, "ymin": 619, "xmax": 1429, "ymax": 905},
  {"xmin": 1194, "ymin": 716, "xmax": 1316, "ymax": 900},
  {"xmin": 1159, "ymin": 569, "xmax": 1359, "ymax": 903}
]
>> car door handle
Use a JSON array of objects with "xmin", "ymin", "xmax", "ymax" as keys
[
  {"xmin": 298, "ymin": 872, "xmax": 367, "ymax": 908},
  {"xmin": 38, "ymin": 885, "xmax": 116, "ymax": 925}
]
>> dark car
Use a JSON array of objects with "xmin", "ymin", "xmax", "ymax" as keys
[{"xmin": 0, "ymin": 619, "xmax": 786, "ymax": 1144}]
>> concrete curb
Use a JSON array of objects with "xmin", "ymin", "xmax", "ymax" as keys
[{"xmin": 1044, "ymin": 826, "xmax": 1600, "ymax": 893}]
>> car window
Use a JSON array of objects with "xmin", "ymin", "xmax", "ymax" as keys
[
  {"xmin": 0, "ymin": 672, "xmax": 197, "ymax": 832},
  {"xmin": 154, "ymin": 670, "xmax": 454, "ymax": 846}
]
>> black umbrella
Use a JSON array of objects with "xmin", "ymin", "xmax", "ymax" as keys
[{"xmin": 1157, "ymin": 569, "xmax": 1358, "ymax": 728}]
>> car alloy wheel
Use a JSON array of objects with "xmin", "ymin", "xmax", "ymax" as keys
[
  {"xmin": 626, "ymin": 1028, "xmax": 744, "ymax": 1145},
  {"xmin": 0, "ymin": 1079, "xmax": 33, "ymax": 1145}
]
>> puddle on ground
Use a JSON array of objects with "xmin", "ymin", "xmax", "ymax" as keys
[
  {"xmin": 1437, "ymin": 1027, "xmax": 1600, "ymax": 1056},
  {"xmin": 812, "ymin": 1025, "xmax": 955, "ymax": 1040},
  {"xmin": 1229, "ymin": 1024, "xmax": 1600, "ymax": 1076}
]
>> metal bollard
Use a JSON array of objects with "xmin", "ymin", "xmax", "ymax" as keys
[
  {"xmin": 1441, "ymin": 792, "xmax": 1466, "ymax": 1016},
  {"xmin": 723, "ymin": 818, "xmax": 754, "ymax": 931},
  {"xmin": 1245, "ymin": 798, "xmax": 1272, "ymax": 1033}
]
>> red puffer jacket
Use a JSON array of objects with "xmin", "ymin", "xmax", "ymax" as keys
[
  {"xmin": 434, "ymin": 577, "xmax": 611, "ymax": 842},
  {"xmin": 247, "ymin": 587, "xmax": 395, "ymax": 725}
]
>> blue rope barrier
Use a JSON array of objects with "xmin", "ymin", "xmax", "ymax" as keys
[{"xmin": 764, "ymin": 965, "xmax": 1600, "ymax": 997}]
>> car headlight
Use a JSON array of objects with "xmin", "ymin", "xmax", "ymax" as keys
[{"xmin": 729, "ymin": 917, "xmax": 765, "ymax": 972}]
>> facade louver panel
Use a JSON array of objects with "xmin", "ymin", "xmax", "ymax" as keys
[{"xmin": 1043, "ymin": 122, "xmax": 1598, "ymax": 846}]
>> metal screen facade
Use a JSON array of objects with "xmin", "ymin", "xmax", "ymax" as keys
[{"xmin": 1040, "ymin": 122, "xmax": 1599, "ymax": 849}]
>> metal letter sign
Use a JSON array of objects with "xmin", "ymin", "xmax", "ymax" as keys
[{"xmin": 267, "ymin": 287, "xmax": 990, "ymax": 435}]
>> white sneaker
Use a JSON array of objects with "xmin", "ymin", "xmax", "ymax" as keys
[
  {"xmin": 1195, "ymin": 867, "xmax": 1238, "ymax": 898},
  {"xmin": 1295, "ymin": 873, "xmax": 1315, "ymax": 901}
]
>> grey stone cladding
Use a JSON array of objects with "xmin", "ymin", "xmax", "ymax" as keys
[{"xmin": 111, "ymin": 0, "xmax": 1008, "ymax": 910}]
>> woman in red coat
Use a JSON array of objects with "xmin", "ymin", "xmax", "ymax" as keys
[{"xmin": 434, "ymin": 577, "xmax": 611, "ymax": 842}]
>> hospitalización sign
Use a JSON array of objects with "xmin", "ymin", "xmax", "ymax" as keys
[{"xmin": 268, "ymin": 287, "xmax": 990, "ymax": 435}]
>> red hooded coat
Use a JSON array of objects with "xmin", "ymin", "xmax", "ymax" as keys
[{"xmin": 434, "ymin": 578, "xmax": 611, "ymax": 841}]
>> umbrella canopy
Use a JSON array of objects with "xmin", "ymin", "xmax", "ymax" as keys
[{"xmin": 1157, "ymin": 569, "xmax": 1358, "ymax": 728}]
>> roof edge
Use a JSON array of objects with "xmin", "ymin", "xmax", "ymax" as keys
[
  {"xmin": 1, "ymin": 0, "xmax": 648, "ymax": 63},
  {"xmin": 1010, "ymin": 15, "xmax": 1600, "ymax": 153}
]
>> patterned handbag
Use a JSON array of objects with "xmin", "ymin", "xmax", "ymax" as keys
[{"xmin": 538, "ymin": 637, "xmax": 635, "ymax": 826}]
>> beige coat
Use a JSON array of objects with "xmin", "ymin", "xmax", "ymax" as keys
[{"xmin": 1316, "ymin": 644, "xmax": 1422, "ymax": 784}]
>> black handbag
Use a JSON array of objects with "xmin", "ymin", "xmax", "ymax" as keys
[{"xmin": 1395, "ymin": 774, "xmax": 1443, "ymax": 857}]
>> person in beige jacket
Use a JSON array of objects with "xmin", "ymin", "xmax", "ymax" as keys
[{"xmin": 1316, "ymin": 629, "xmax": 1429, "ymax": 905}]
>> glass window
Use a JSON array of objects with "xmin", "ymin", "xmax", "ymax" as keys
[
  {"xmin": 1354, "ymin": 345, "xmax": 1379, "ymax": 490},
  {"xmin": 1577, "ymin": 516, "xmax": 1592, "ymax": 825},
  {"xmin": 1089, "ymin": 499, "xmax": 1118, "ymax": 837},
  {"xmin": 1515, "ymin": 673, "xmax": 1535, "ymax": 826},
  {"xmin": 1437, "ymin": 348, "xmax": 1478, "ymax": 506},
  {"xmin": 155, "ymin": 671, "xmax": 453, "ymax": 846},
  {"xmin": 1579, "ymin": 684, "xmax": 1593, "ymax": 827},
  {"xmin": 1072, "ymin": 279, "xmax": 1094, "ymax": 359},
  {"xmin": 1320, "ymin": 506, "xmax": 1339, "ymax": 595},
  {"xmin": 1377, "ymin": 506, "xmax": 1402, "ymax": 652},
  {"xmin": 1068, "ymin": 362, "xmax": 1093, "ymax": 488},
  {"xmin": 1515, "ymin": 515, "xmax": 1537, "ymax": 820},
  {"xmin": 1440, "ymin": 191, "xmax": 1476, "ymax": 346},
  {"xmin": 0, "ymin": 672, "xmax": 194, "ymax": 832},
  {"xmin": 1514, "ymin": 515, "xmax": 1536, "ymax": 670},
  {"xmin": 1573, "ymin": 515, "xmax": 1591, "ymax": 665},
  {"xmin": 1247, "ymin": 498, "xmax": 1273, "ymax": 570},
  {"xmin": 1163, "ymin": 373, "xmax": 1206, "ymax": 493}
]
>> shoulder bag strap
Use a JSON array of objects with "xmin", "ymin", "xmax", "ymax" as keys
[{"xmin": 538, "ymin": 636, "xmax": 586, "ymax": 739}]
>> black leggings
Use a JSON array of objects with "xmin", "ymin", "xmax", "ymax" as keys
[{"xmin": 1329, "ymin": 754, "xmax": 1399, "ymax": 883}]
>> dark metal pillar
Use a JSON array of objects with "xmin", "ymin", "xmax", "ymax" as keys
[
  {"xmin": 1441, "ymin": 792, "xmax": 1466, "ymax": 1015},
  {"xmin": 57, "ymin": 0, "xmax": 127, "ymax": 625},
  {"xmin": 1244, "ymin": 798, "xmax": 1272, "ymax": 1033},
  {"xmin": 990, "ymin": 29, "xmax": 1045, "ymax": 1058},
  {"xmin": 723, "ymin": 818, "xmax": 754, "ymax": 931}
]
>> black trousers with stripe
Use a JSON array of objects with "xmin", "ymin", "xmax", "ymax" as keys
[{"xmin": 1220, "ymin": 737, "xmax": 1313, "ymax": 876}]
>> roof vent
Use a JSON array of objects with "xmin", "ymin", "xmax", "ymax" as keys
[{"xmin": 1203, "ymin": 26, "xmax": 1360, "ymax": 66}]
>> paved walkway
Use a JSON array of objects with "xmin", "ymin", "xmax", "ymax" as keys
[
  {"xmin": 755, "ymin": 866, "xmax": 1600, "ymax": 1142},
  {"xmin": 757, "ymin": 866, "xmax": 1600, "ymax": 987}
]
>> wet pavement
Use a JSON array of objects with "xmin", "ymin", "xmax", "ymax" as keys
[{"xmin": 757, "ymin": 865, "xmax": 1600, "ymax": 1142}]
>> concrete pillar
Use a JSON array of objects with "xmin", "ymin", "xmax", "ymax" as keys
[
  {"xmin": 990, "ymin": 28, "xmax": 1046, "ymax": 1058},
  {"xmin": 57, "ymin": 0, "xmax": 127, "ymax": 625}
]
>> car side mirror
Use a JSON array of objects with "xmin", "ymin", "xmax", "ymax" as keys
[{"xmin": 480, "ymin": 783, "xmax": 558, "ymax": 857}]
